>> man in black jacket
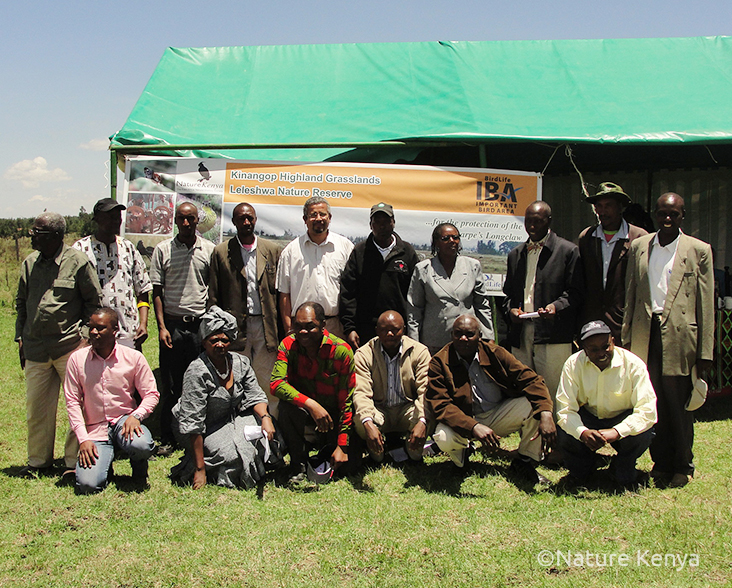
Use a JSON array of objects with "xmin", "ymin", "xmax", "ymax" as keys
[
  {"xmin": 339, "ymin": 203, "xmax": 419, "ymax": 349},
  {"xmin": 503, "ymin": 201, "xmax": 583, "ymax": 409}
]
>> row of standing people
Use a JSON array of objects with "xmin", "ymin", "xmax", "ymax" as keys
[{"xmin": 15, "ymin": 183, "xmax": 712, "ymax": 493}]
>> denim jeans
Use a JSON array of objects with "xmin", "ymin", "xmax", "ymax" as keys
[{"xmin": 75, "ymin": 415, "xmax": 155, "ymax": 494}]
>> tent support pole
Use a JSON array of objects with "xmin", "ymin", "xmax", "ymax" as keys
[
  {"xmin": 110, "ymin": 150, "xmax": 118, "ymax": 200},
  {"xmin": 479, "ymin": 145, "xmax": 487, "ymax": 168}
]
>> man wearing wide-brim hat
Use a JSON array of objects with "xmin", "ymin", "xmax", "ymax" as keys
[{"xmin": 578, "ymin": 182, "xmax": 648, "ymax": 342}]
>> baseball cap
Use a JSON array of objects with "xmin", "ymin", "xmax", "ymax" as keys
[
  {"xmin": 580, "ymin": 320, "xmax": 612, "ymax": 341},
  {"xmin": 370, "ymin": 202, "xmax": 394, "ymax": 218},
  {"xmin": 93, "ymin": 198, "xmax": 126, "ymax": 215}
]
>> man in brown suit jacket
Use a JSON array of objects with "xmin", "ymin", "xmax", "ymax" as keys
[
  {"xmin": 209, "ymin": 203, "xmax": 281, "ymax": 409},
  {"xmin": 427, "ymin": 315, "xmax": 555, "ymax": 484},
  {"xmin": 579, "ymin": 182, "xmax": 648, "ymax": 342},
  {"xmin": 622, "ymin": 193, "xmax": 714, "ymax": 488}
]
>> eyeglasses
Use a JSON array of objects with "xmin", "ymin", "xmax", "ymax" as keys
[
  {"xmin": 28, "ymin": 228, "xmax": 52, "ymax": 236},
  {"xmin": 439, "ymin": 234, "xmax": 460, "ymax": 242}
]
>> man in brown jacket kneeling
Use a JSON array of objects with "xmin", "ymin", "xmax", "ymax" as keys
[{"xmin": 428, "ymin": 315, "xmax": 556, "ymax": 484}]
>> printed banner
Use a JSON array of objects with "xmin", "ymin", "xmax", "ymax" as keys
[{"xmin": 120, "ymin": 157, "xmax": 542, "ymax": 295}]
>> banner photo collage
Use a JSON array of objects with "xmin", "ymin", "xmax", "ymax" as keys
[{"xmin": 120, "ymin": 157, "xmax": 542, "ymax": 295}]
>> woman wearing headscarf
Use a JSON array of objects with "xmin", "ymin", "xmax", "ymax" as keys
[
  {"xmin": 407, "ymin": 223, "xmax": 494, "ymax": 354},
  {"xmin": 171, "ymin": 306, "xmax": 276, "ymax": 489}
]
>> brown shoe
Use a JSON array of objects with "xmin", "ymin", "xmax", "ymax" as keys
[
  {"xmin": 667, "ymin": 473, "xmax": 692, "ymax": 488},
  {"xmin": 58, "ymin": 469, "xmax": 76, "ymax": 487}
]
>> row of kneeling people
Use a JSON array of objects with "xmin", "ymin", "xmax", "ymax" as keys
[{"xmin": 65, "ymin": 304, "xmax": 660, "ymax": 494}]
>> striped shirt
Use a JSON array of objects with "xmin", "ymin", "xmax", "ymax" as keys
[
  {"xmin": 149, "ymin": 236, "xmax": 215, "ymax": 317},
  {"xmin": 271, "ymin": 330, "xmax": 354, "ymax": 447},
  {"xmin": 382, "ymin": 344, "xmax": 407, "ymax": 407}
]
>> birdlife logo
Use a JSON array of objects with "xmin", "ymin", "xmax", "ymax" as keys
[{"xmin": 175, "ymin": 160, "xmax": 225, "ymax": 194}]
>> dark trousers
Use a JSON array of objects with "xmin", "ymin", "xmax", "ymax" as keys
[
  {"xmin": 278, "ymin": 401, "xmax": 348, "ymax": 468},
  {"xmin": 159, "ymin": 317, "xmax": 201, "ymax": 445},
  {"xmin": 558, "ymin": 407, "xmax": 655, "ymax": 485},
  {"xmin": 647, "ymin": 315, "xmax": 695, "ymax": 476}
]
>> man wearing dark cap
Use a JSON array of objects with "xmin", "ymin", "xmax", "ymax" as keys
[
  {"xmin": 578, "ymin": 183, "xmax": 648, "ymax": 342},
  {"xmin": 556, "ymin": 320, "xmax": 656, "ymax": 489},
  {"xmin": 74, "ymin": 198, "xmax": 153, "ymax": 350},
  {"xmin": 339, "ymin": 202, "xmax": 419, "ymax": 349}
]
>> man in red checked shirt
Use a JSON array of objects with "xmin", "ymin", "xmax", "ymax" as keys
[{"xmin": 271, "ymin": 301, "xmax": 355, "ymax": 484}]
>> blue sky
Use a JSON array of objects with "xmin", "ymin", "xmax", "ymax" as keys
[{"xmin": 1, "ymin": 0, "xmax": 730, "ymax": 218}]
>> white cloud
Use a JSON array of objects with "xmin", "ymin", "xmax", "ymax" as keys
[
  {"xmin": 3, "ymin": 157, "xmax": 72, "ymax": 188},
  {"xmin": 29, "ymin": 194, "xmax": 52, "ymax": 202},
  {"xmin": 79, "ymin": 139, "xmax": 109, "ymax": 151}
]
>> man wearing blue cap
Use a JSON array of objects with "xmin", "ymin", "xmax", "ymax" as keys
[{"xmin": 556, "ymin": 320, "xmax": 657, "ymax": 489}]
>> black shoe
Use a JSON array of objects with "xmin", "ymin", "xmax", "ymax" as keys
[
  {"xmin": 619, "ymin": 471, "xmax": 650, "ymax": 492},
  {"xmin": 155, "ymin": 443, "xmax": 176, "ymax": 458},
  {"xmin": 131, "ymin": 460, "xmax": 149, "ymax": 484},
  {"xmin": 542, "ymin": 450, "xmax": 564, "ymax": 469},
  {"xmin": 556, "ymin": 473, "xmax": 589, "ymax": 492},
  {"xmin": 18, "ymin": 465, "xmax": 52, "ymax": 479},
  {"xmin": 508, "ymin": 457, "xmax": 548, "ymax": 486}
]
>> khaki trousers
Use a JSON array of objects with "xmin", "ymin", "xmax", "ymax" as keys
[
  {"xmin": 243, "ymin": 315, "xmax": 279, "ymax": 417},
  {"xmin": 511, "ymin": 321, "xmax": 571, "ymax": 412},
  {"xmin": 25, "ymin": 351, "xmax": 79, "ymax": 469},
  {"xmin": 433, "ymin": 396, "xmax": 541, "ymax": 467},
  {"xmin": 354, "ymin": 402, "xmax": 424, "ymax": 461}
]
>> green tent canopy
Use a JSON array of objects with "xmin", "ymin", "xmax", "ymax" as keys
[{"xmin": 111, "ymin": 36, "xmax": 732, "ymax": 161}]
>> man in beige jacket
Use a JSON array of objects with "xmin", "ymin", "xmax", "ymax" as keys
[
  {"xmin": 622, "ymin": 193, "xmax": 714, "ymax": 488},
  {"xmin": 353, "ymin": 311, "xmax": 431, "ymax": 461}
]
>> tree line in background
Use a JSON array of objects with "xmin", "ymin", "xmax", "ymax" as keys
[{"xmin": 0, "ymin": 208, "xmax": 95, "ymax": 239}]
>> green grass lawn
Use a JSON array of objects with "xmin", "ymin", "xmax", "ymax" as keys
[{"xmin": 1, "ymin": 305, "xmax": 731, "ymax": 587}]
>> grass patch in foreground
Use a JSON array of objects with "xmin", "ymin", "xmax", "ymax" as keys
[{"xmin": 0, "ymin": 308, "xmax": 730, "ymax": 587}]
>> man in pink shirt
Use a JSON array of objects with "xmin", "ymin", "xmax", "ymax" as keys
[{"xmin": 65, "ymin": 307, "xmax": 159, "ymax": 493}]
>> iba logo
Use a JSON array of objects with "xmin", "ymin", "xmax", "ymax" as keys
[
  {"xmin": 475, "ymin": 180, "xmax": 522, "ymax": 202},
  {"xmin": 475, "ymin": 179, "xmax": 523, "ymax": 213}
]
